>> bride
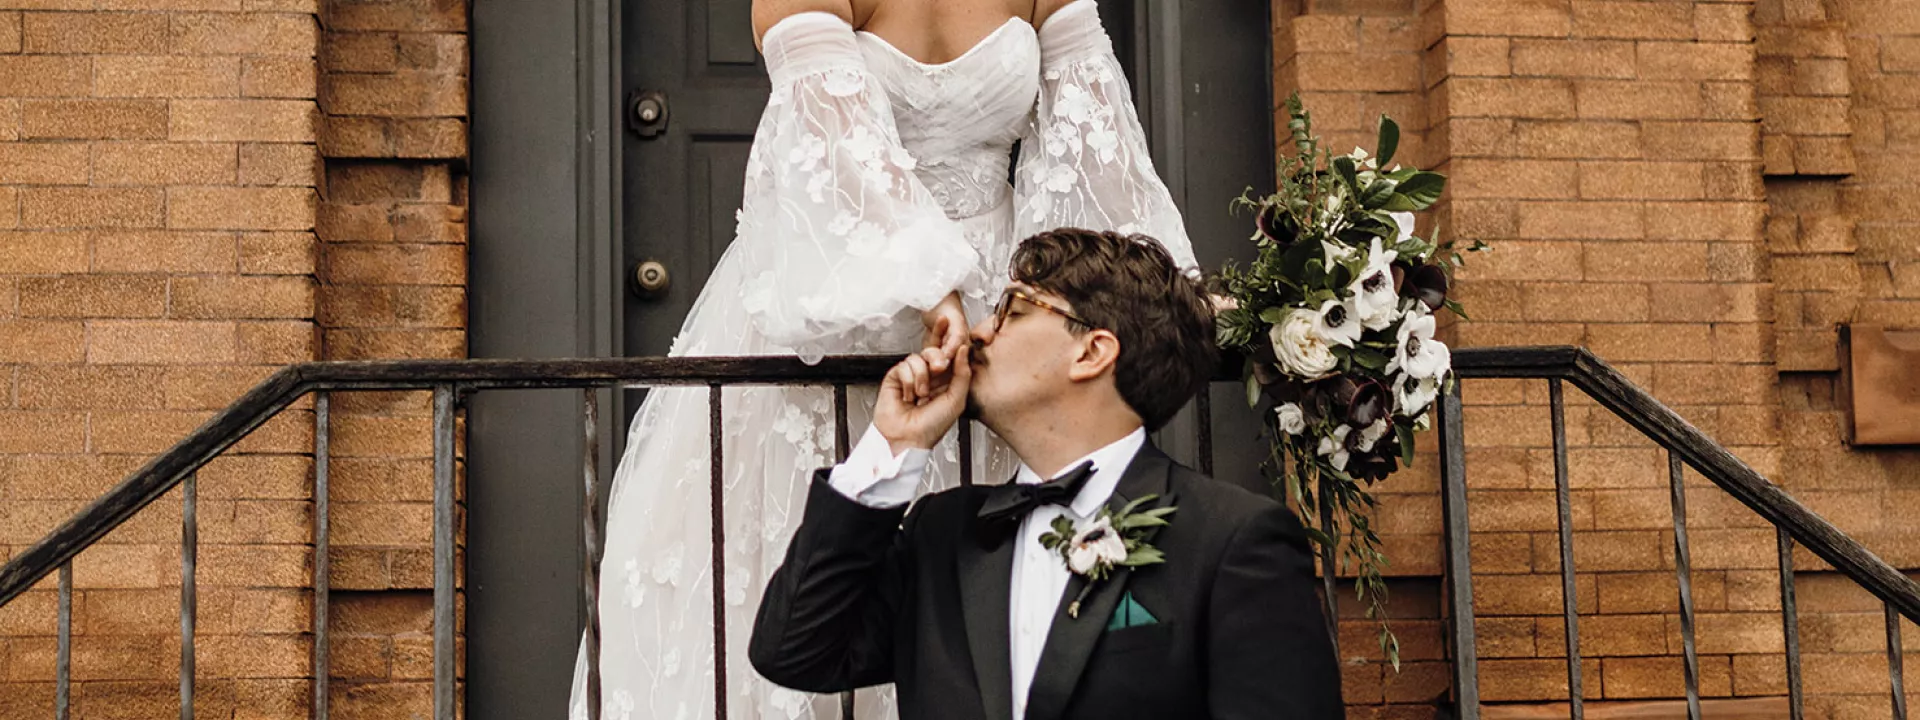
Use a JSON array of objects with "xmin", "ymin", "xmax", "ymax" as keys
[{"xmin": 572, "ymin": 0, "xmax": 1196, "ymax": 717}]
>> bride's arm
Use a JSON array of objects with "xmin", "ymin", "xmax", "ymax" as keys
[
  {"xmin": 735, "ymin": 10, "xmax": 987, "ymax": 358},
  {"xmin": 1013, "ymin": 0, "xmax": 1197, "ymax": 269}
]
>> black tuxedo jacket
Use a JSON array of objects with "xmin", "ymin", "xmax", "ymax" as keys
[{"xmin": 749, "ymin": 443, "xmax": 1345, "ymax": 720}]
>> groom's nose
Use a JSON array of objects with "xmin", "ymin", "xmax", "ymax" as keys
[{"xmin": 969, "ymin": 315, "xmax": 996, "ymax": 344}]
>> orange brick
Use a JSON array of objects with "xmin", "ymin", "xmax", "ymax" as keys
[
  {"xmin": 22, "ymin": 11, "xmax": 166, "ymax": 54},
  {"xmin": 1759, "ymin": 96, "xmax": 1850, "ymax": 136},
  {"xmin": 1467, "ymin": 490, "xmax": 1558, "ymax": 532},
  {"xmin": 238, "ymin": 231, "xmax": 315, "ymax": 274},
  {"xmin": 94, "ymin": 0, "xmax": 240, "ymax": 9},
  {"xmin": 1476, "ymin": 573, "xmax": 1598, "ymax": 616},
  {"xmin": 1637, "ymin": 42, "xmax": 1754, "ymax": 81},
  {"xmin": 392, "ymin": 118, "xmax": 463, "ymax": 159},
  {"xmin": 1586, "ymin": 323, "xmax": 1715, "ymax": 361},
  {"xmin": 234, "ymin": 319, "xmax": 316, "ymax": 363},
  {"xmin": 167, "ymin": 186, "xmax": 315, "ymax": 230},
  {"xmin": 1442, "ymin": 77, "xmax": 1577, "ymax": 119},
  {"xmin": 201, "ymin": 544, "xmax": 309, "ymax": 587},
  {"xmin": 20, "ymin": 187, "xmax": 163, "ymax": 228},
  {"xmin": 88, "ymin": 409, "xmax": 208, "ymax": 454},
  {"xmin": 398, "ymin": 32, "xmax": 466, "ymax": 72},
  {"xmin": 0, "ymin": 54, "xmax": 89, "ymax": 97},
  {"xmin": 0, "ymin": 11, "xmax": 17, "ymax": 53},
  {"xmin": 92, "ymin": 230, "xmax": 236, "ymax": 273},
  {"xmin": 1695, "ymin": 4, "xmax": 1753, "ymax": 43},
  {"xmin": 1645, "ymin": 202, "xmax": 1765, "ymax": 241},
  {"xmin": 1602, "ymin": 655, "xmax": 1733, "ymax": 698},
  {"xmin": 0, "ymin": 98, "xmax": 19, "ymax": 140},
  {"xmin": 1648, "ymin": 283, "xmax": 1772, "ymax": 323},
  {"xmin": 323, "ymin": 243, "xmax": 461, "ymax": 285},
  {"xmin": 1441, "ymin": 0, "xmax": 1571, "ymax": 37},
  {"xmin": 1791, "ymin": 135, "xmax": 1854, "ymax": 175},
  {"xmin": 1515, "ymin": 120, "xmax": 1642, "ymax": 159},
  {"xmin": 0, "ymin": 141, "xmax": 87, "ymax": 184},
  {"xmin": 0, "ymin": 319, "xmax": 79, "ymax": 362},
  {"xmin": 0, "ymin": 410, "xmax": 85, "ymax": 452},
  {"xmin": 1522, "ymin": 281, "xmax": 1649, "ymax": 322},
  {"xmin": 1456, "ymin": 240, "xmax": 1582, "ymax": 282},
  {"xmin": 1471, "ymin": 532, "xmax": 1536, "ymax": 574},
  {"xmin": 0, "ymin": 231, "xmax": 84, "ymax": 272},
  {"xmin": 333, "ymin": 502, "xmax": 431, "ymax": 546},
  {"xmin": 17, "ymin": 364, "xmax": 165, "ymax": 411},
  {"xmin": 1577, "ymin": 613, "xmax": 1672, "ymax": 656},
  {"xmin": 323, "ymin": 31, "xmax": 399, "ymax": 72},
  {"xmin": 170, "ymin": 275, "xmax": 314, "ymax": 319},
  {"xmin": 242, "ymin": 56, "xmax": 316, "ymax": 98},
  {"xmin": 1572, "ymin": 0, "xmax": 1694, "ymax": 40},
  {"xmin": 87, "ymin": 319, "xmax": 236, "ymax": 363},
  {"xmin": 20, "ymin": 99, "xmax": 167, "ymax": 139},
  {"xmin": 1641, "ymin": 121, "xmax": 1758, "ymax": 161},
  {"xmin": 160, "ymin": 364, "xmax": 278, "ymax": 410},
  {"xmin": 322, "ymin": 70, "xmax": 466, "ymax": 117},
  {"xmin": 1481, "ymin": 658, "xmax": 1603, "ymax": 702},
  {"xmin": 326, "ymin": 0, "xmax": 464, "ymax": 32},
  {"xmin": 1452, "ymin": 158, "xmax": 1579, "ymax": 199},
  {"xmin": 92, "ymin": 142, "xmax": 237, "ymax": 185},
  {"xmin": 1576, "ymin": 80, "xmax": 1704, "ymax": 120},
  {"xmin": 1578, "ymin": 161, "xmax": 1705, "ymax": 201},
  {"xmin": 1438, "ymin": 118, "xmax": 1516, "ymax": 157},
  {"xmin": 324, "ymin": 327, "xmax": 461, "ymax": 358},
  {"xmin": 1774, "ymin": 255, "xmax": 1862, "ymax": 291},
  {"xmin": 168, "ymin": 12, "xmax": 317, "ymax": 56},
  {"xmin": 237, "ymin": 142, "xmax": 318, "ymax": 186},
  {"xmin": 169, "ymin": 99, "xmax": 316, "ymax": 142},
  {"xmin": 1793, "ymin": 58, "xmax": 1850, "ymax": 97},
  {"xmin": 389, "ymin": 203, "xmax": 462, "ymax": 243},
  {"xmin": 1516, "ymin": 201, "xmax": 1645, "ymax": 240},
  {"xmin": 93, "ymin": 56, "xmax": 240, "ymax": 98},
  {"xmin": 1512, "ymin": 39, "xmax": 1635, "ymax": 79},
  {"xmin": 19, "ymin": 275, "xmax": 166, "ymax": 318}
]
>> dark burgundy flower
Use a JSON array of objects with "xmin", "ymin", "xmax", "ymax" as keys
[
  {"xmin": 1347, "ymin": 450, "xmax": 1396, "ymax": 482},
  {"xmin": 1348, "ymin": 380, "xmax": 1389, "ymax": 427},
  {"xmin": 1256, "ymin": 201, "xmax": 1290, "ymax": 244},
  {"xmin": 1406, "ymin": 264, "xmax": 1450, "ymax": 311}
]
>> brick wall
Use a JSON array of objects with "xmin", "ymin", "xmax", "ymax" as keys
[
  {"xmin": 1273, "ymin": 0, "xmax": 1920, "ymax": 715},
  {"xmin": 0, "ymin": 0, "xmax": 323, "ymax": 714}
]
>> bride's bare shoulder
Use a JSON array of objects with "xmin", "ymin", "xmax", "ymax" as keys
[
  {"xmin": 1030, "ymin": 0, "xmax": 1081, "ymax": 29},
  {"xmin": 752, "ymin": 0, "xmax": 872, "ymax": 44}
]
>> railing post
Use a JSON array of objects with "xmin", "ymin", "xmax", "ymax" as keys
[
  {"xmin": 181, "ymin": 472, "xmax": 197, "ymax": 720},
  {"xmin": 582, "ymin": 389, "xmax": 603, "ymax": 720},
  {"xmin": 1437, "ymin": 381, "xmax": 1480, "ymax": 720},
  {"xmin": 708, "ymin": 384, "xmax": 730, "ymax": 718},
  {"xmin": 1889, "ymin": 603, "xmax": 1907, "ymax": 720},
  {"xmin": 1550, "ymin": 380, "xmax": 1583, "ymax": 720},
  {"xmin": 432, "ymin": 386, "xmax": 458, "ymax": 720},
  {"xmin": 1779, "ymin": 528, "xmax": 1803, "ymax": 720},
  {"xmin": 1669, "ymin": 452, "xmax": 1702, "ymax": 720},
  {"xmin": 314, "ymin": 391, "xmax": 331, "ymax": 720},
  {"xmin": 57, "ymin": 562, "xmax": 71, "ymax": 720}
]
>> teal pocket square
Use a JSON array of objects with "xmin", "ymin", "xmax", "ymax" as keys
[{"xmin": 1105, "ymin": 591, "xmax": 1159, "ymax": 631}]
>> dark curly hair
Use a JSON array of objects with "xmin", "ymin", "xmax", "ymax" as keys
[{"xmin": 1009, "ymin": 228, "xmax": 1216, "ymax": 431}]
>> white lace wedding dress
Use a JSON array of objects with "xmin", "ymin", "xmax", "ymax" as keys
[{"xmin": 570, "ymin": 2, "xmax": 1195, "ymax": 718}]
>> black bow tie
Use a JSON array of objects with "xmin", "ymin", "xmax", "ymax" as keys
[{"xmin": 975, "ymin": 461, "xmax": 1098, "ymax": 544}]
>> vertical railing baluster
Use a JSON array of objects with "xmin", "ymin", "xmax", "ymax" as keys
[
  {"xmin": 1195, "ymin": 389, "xmax": 1213, "ymax": 477},
  {"xmin": 1889, "ymin": 603, "xmax": 1908, "ymax": 720},
  {"xmin": 709, "ymin": 384, "xmax": 729, "ymax": 719},
  {"xmin": 181, "ymin": 472, "xmax": 197, "ymax": 720},
  {"xmin": 431, "ymin": 386, "xmax": 457, "ymax": 720},
  {"xmin": 582, "ymin": 389, "xmax": 603, "ymax": 720},
  {"xmin": 1779, "ymin": 528, "xmax": 1803, "ymax": 720},
  {"xmin": 1437, "ymin": 381, "xmax": 1480, "ymax": 720},
  {"xmin": 1669, "ymin": 451, "xmax": 1702, "ymax": 720},
  {"xmin": 832, "ymin": 384, "xmax": 855, "ymax": 720},
  {"xmin": 315, "ymin": 392, "xmax": 331, "ymax": 720},
  {"xmin": 1550, "ymin": 380, "xmax": 1583, "ymax": 720},
  {"xmin": 57, "ymin": 562, "xmax": 71, "ymax": 720},
  {"xmin": 1317, "ymin": 491, "xmax": 1339, "ymax": 655}
]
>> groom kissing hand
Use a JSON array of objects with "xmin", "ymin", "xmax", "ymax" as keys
[{"xmin": 750, "ymin": 228, "xmax": 1345, "ymax": 720}]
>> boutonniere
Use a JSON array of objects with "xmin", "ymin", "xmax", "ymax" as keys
[{"xmin": 1038, "ymin": 494, "xmax": 1177, "ymax": 618}]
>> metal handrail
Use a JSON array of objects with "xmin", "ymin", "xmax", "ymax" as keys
[{"xmin": 3, "ymin": 345, "xmax": 1918, "ymax": 720}]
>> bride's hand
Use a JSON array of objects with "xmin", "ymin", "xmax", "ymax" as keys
[{"xmin": 921, "ymin": 291, "xmax": 968, "ymax": 373}]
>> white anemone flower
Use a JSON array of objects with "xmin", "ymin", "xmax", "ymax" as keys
[
  {"xmin": 1316, "ymin": 424, "xmax": 1352, "ymax": 471},
  {"xmin": 1389, "ymin": 312, "xmax": 1452, "ymax": 379},
  {"xmin": 1356, "ymin": 418, "xmax": 1391, "ymax": 453},
  {"xmin": 1066, "ymin": 516, "xmax": 1128, "ymax": 575},
  {"xmin": 1388, "ymin": 211, "xmax": 1417, "ymax": 244},
  {"xmin": 1396, "ymin": 374, "xmax": 1441, "ymax": 417},
  {"xmin": 1312, "ymin": 297, "xmax": 1363, "ymax": 348},
  {"xmin": 1350, "ymin": 237, "xmax": 1400, "ymax": 331},
  {"xmin": 1270, "ymin": 307, "xmax": 1338, "ymax": 379}
]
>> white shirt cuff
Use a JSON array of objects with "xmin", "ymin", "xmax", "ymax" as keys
[{"xmin": 826, "ymin": 424, "xmax": 929, "ymax": 509}]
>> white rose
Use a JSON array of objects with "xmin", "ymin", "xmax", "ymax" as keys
[
  {"xmin": 1351, "ymin": 237, "xmax": 1401, "ymax": 331},
  {"xmin": 1356, "ymin": 418, "xmax": 1391, "ymax": 453},
  {"xmin": 1313, "ymin": 297, "xmax": 1363, "ymax": 348},
  {"xmin": 1388, "ymin": 311, "xmax": 1452, "ymax": 380},
  {"xmin": 1275, "ymin": 403, "xmax": 1307, "ymax": 435},
  {"xmin": 1316, "ymin": 424, "xmax": 1352, "ymax": 471},
  {"xmin": 1270, "ymin": 308, "xmax": 1338, "ymax": 380},
  {"xmin": 1066, "ymin": 516, "xmax": 1128, "ymax": 575}
]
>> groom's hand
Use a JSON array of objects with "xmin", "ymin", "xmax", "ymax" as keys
[{"xmin": 875, "ymin": 345, "xmax": 972, "ymax": 456}]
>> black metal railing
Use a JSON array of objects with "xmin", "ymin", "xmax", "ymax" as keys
[{"xmin": 0, "ymin": 347, "xmax": 1915, "ymax": 720}]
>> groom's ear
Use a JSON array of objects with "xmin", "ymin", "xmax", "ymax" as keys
[{"xmin": 1066, "ymin": 329, "xmax": 1121, "ymax": 383}]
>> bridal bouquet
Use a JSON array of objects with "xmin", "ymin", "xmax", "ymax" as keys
[{"xmin": 1214, "ymin": 95, "xmax": 1484, "ymax": 668}]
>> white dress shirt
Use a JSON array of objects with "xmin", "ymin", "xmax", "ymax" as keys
[{"xmin": 828, "ymin": 424, "xmax": 1149, "ymax": 720}]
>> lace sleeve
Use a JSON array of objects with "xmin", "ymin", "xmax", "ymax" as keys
[
  {"xmin": 735, "ymin": 12, "xmax": 982, "ymax": 358},
  {"xmin": 1013, "ymin": 0, "xmax": 1196, "ymax": 269}
]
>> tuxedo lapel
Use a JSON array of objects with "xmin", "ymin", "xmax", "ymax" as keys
[
  {"xmin": 958, "ymin": 489, "xmax": 1017, "ymax": 720},
  {"xmin": 1022, "ymin": 445, "xmax": 1176, "ymax": 720}
]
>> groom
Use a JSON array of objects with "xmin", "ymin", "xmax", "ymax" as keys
[{"xmin": 749, "ymin": 229, "xmax": 1344, "ymax": 720}]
